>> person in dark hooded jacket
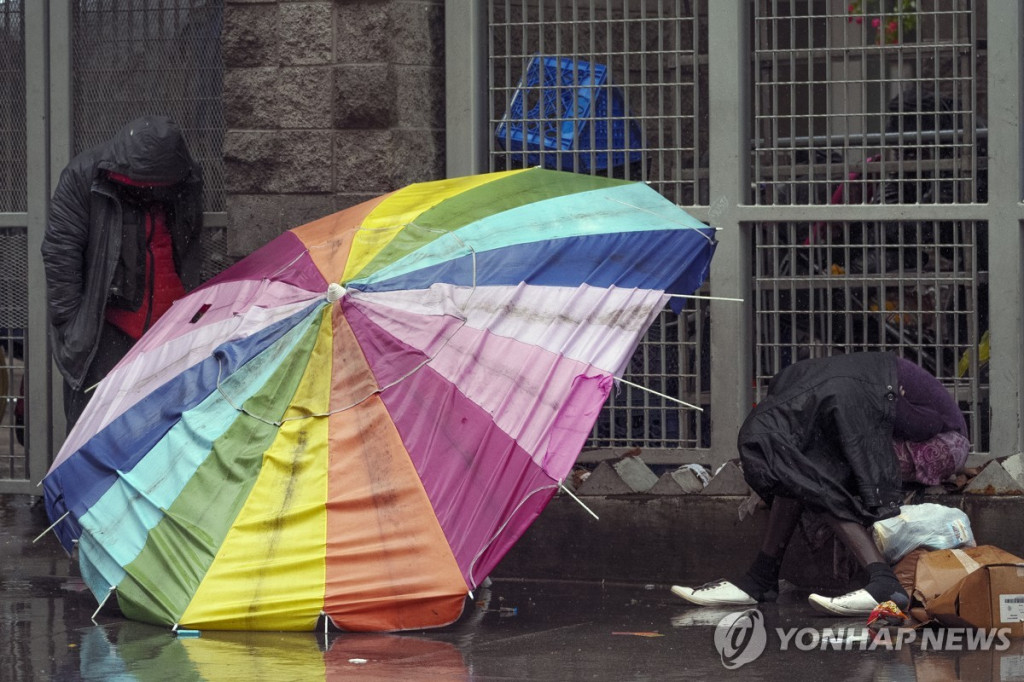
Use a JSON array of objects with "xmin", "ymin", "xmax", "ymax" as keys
[
  {"xmin": 671, "ymin": 352, "xmax": 969, "ymax": 617},
  {"xmin": 42, "ymin": 115, "xmax": 203, "ymax": 432}
]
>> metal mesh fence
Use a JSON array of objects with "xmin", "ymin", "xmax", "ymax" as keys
[
  {"xmin": 750, "ymin": 1, "xmax": 989, "ymax": 452},
  {"xmin": 71, "ymin": 0, "xmax": 225, "ymax": 214},
  {"xmin": 0, "ymin": 0, "xmax": 25, "ymax": 215},
  {"xmin": 488, "ymin": 1, "xmax": 712, "ymax": 456},
  {"xmin": 489, "ymin": 0, "xmax": 709, "ymax": 204},
  {"xmin": 751, "ymin": 1, "xmax": 983, "ymax": 208},
  {"xmin": 0, "ymin": 223, "xmax": 25, "ymax": 475},
  {"xmin": 753, "ymin": 219, "xmax": 987, "ymax": 449},
  {"xmin": 0, "ymin": 1, "xmax": 26, "ymax": 477},
  {"xmin": 587, "ymin": 301, "xmax": 710, "ymax": 452},
  {"xmin": 0, "ymin": 315, "xmax": 25, "ymax": 479}
]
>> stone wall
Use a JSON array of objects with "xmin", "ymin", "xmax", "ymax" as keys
[{"xmin": 222, "ymin": 0, "xmax": 445, "ymax": 258}]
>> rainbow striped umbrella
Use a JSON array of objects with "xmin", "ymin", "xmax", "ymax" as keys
[{"xmin": 42, "ymin": 168, "xmax": 716, "ymax": 632}]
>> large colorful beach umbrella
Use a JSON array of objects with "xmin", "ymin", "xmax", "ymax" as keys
[{"xmin": 42, "ymin": 167, "xmax": 717, "ymax": 632}]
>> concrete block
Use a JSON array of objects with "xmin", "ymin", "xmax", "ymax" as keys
[
  {"xmin": 226, "ymin": 66, "xmax": 334, "ymax": 130},
  {"xmin": 277, "ymin": 67, "xmax": 334, "ymax": 129},
  {"xmin": 389, "ymin": 129, "xmax": 445, "ymax": 186},
  {"xmin": 671, "ymin": 467, "xmax": 706, "ymax": 493},
  {"xmin": 225, "ymin": 194, "xmax": 334, "ymax": 257},
  {"xmin": 389, "ymin": 1, "xmax": 444, "ymax": 67},
  {"xmin": 612, "ymin": 456, "xmax": 658, "ymax": 493},
  {"xmin": 223, "ymin": 5, "xmax": 279, "ymax": 68},
  {"xmin": 492, "ymin": 495, "xmax": 847, "ymax": 590},
  {"xmin": 223, "ymin": 67, "xmax": 280, "ymax": 129},
  {"xmin": 701, "ymin": 461, "xmax": 750, "ymax": 496},
  {"xmin": 226, "ymin": 195, "xmax": 286, "ymax": 255},
  {"xmin": 393, "ymin": 65, "xmax": 445, "ymax": 128},
  {"xmin": 648, "ymin": 472, "xmax": 685, "ymax": 495},
  {"xmin": 335, "ymin": 3, "xmax": 390, "ymax": 62},
  {"xmin": 575, "ymin": 461, "xmax": 634, "ymax": 496},
  {"xmin": 334, "ymin": 192, "xmax": 389, "ymax": 212},
  {"xmin": 224, "ymin": 131, "xmax": 333, "ymax": 195},
  {"xmin": 653, "ymin": 465, "xmax": 707, "ymax": 495},
  {"xmin": 334, "ymin": 130, "xmax": 398, "ymax": 194},
  {"xmin": 280, "ymin": 2, "xmax": 333, "ymax": 66},
  {"xmin": 1002, "ymin": 453, "xmax": 1024, "ymax": 485},
  {"xmin": 963, "ymin": 460, "xmax": 1024, "ymax": 495},
  {"xmin": 333, "ymin": 64, "xmax": 396, "ymax": 129}
]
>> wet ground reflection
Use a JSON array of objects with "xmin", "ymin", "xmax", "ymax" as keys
[
  {"xmin": 5, "ymin": 494, "xmax": 1024, "ymax": 680},
  {"xmin": 77, "ymin": 625, "xmax": 469, "ymax": 680}
]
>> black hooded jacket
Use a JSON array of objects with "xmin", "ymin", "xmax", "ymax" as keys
[
  {"xmin": 738, "ymin": 352, "xmax": 904, "ymax": 524},
  {"xmin": 42, "ymin": 116, "xmax": 203, "ymax": 390}
]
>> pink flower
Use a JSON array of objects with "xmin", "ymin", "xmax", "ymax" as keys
[{"xmin": 871, "ymin": 17, "xmax": 881, "ymax": 29}]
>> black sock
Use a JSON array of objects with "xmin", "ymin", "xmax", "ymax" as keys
[
  {"xmin": 863, "ymin": 562, "xmax": 907, "ymax": 605},
  {"xmin": 734, "ymin": 551, "xmax": 782, "ymax": 600}
]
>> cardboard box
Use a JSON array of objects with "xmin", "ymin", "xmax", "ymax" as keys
[
  {"xmin": 927, "ymin": 562, "xmax": 1024, "ymax": 637},
  {"xmin": 910, "ymin": 545, "xmax": 1024, "ymax": 609},
  {"xmin": 894, "ymin": 547, "xmax": 927, "ymax": 597}
]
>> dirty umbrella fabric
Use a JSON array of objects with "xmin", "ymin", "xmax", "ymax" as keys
[{"xmin": 42, "ymin": 168, "xmax": 717, "ymax": 632}]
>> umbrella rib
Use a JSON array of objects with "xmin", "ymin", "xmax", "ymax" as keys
[
  {"xmin": 214, "ymin": 355, "xmax": 420, "ymax": 425},
  {"xmin": 272, "ymin": 250, "xmax": 309, "ymax": 280},
  {"xmin": 467, "ymin": 483, "xmax": 558, "ymax": 587},
  {"xmin": 406, "ymin": 221, "xmax": 478, "ymax": 291},
  {"xmin": 350, "ymin": 220, "xmax": 479, "ymax": 291},
  {"xmin": 214, "ymin": 336, "xmax": 448, "ymax": 425},
  {"xmin": 214, "ymin": 356, "xmax": 287, "ymax": 426},
  {"xmin": 281, "ymin": 355, "xmax": 434, "ymax": 422},
  {"xmin": 603, "ymin": 196, "xmax": 719, "ymax": 243},
  {"xmin": 667, "ymin": 293, "xmax": 745, "ymax": 302},
  {"xmin": 559, "ymin": 483, "xmax": 600, "ymax": 520},
  {"xmin": 91, "ymin": 586, "xmax": 116, "ymax": 623},
  {"xmin": 32, "ymin": 511, "xmax": 70, "ymax": 544},
  {"xmin": 616, "ymin": 377, "xmax": 703, "ymax": 412}
]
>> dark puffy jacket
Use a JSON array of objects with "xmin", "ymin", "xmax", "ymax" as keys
[
  {"xmin": 738, "ymin": 352, "xmax": 903, "ymax": 524},
  {"xmin": 41, "ymin": 115, "xmax": 203, "ymax": 390}
]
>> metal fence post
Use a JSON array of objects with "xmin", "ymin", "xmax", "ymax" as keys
[
  {"xmin": 445, "ymin": 0, "xmax": 488, "ymax": 177},
  {"xmin": 26, "ymin": 0, "xmax": 56, "ymax": 485},
  {"xmin": 984, "ymin": 2, "xmax": 1024, "ymax": 461},
  {"xmin": 707, "ymin": 1, "xmax": 752, "ymax": 467}
]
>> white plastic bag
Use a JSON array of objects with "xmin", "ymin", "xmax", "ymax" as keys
[
  {"xmin": 683, "ymin": 463, "xmax": 711, "ymax": 487},
  {"xmin": 871, "ymin": 503, "xmax": 975, "ymax": 564}
]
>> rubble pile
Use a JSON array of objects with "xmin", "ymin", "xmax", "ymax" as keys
[{"xmin": 563, "ymin": 452, "xmax": 1024, "ymax": 497}]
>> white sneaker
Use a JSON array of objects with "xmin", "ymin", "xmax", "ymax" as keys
[
  {"xmin": 671, "ymin": 580, "xmax": 757, "ymax": 606},
  {"xmin": 807, "ymin": 589, "xmax": 878, "ymax": 616}
]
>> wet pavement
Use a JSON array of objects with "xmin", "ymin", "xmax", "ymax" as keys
[{"xmin": 4, "ymin": 493, "xmax": 1024, "ymax": 681}]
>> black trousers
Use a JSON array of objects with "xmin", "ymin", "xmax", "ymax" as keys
[{"xmin": 62, "ymin": 322, "xmax": 136, "ymax": 434}]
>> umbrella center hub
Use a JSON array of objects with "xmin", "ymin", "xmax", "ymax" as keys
[{"xmin": 326, "ymin": 282, "xmax": 347, "ymax": 302}]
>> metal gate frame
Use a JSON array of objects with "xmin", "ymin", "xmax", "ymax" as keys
[
  {"xmin": 0, "ymin": 1, "xmax": 227, "ymax": 493},
  {"xmin": 0, "ymin": 1, "xmax": 56, "ymax": 494},
  {"xmin": 446, "ymin": 1, "xmax": 1024, "ymax": 466}
]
